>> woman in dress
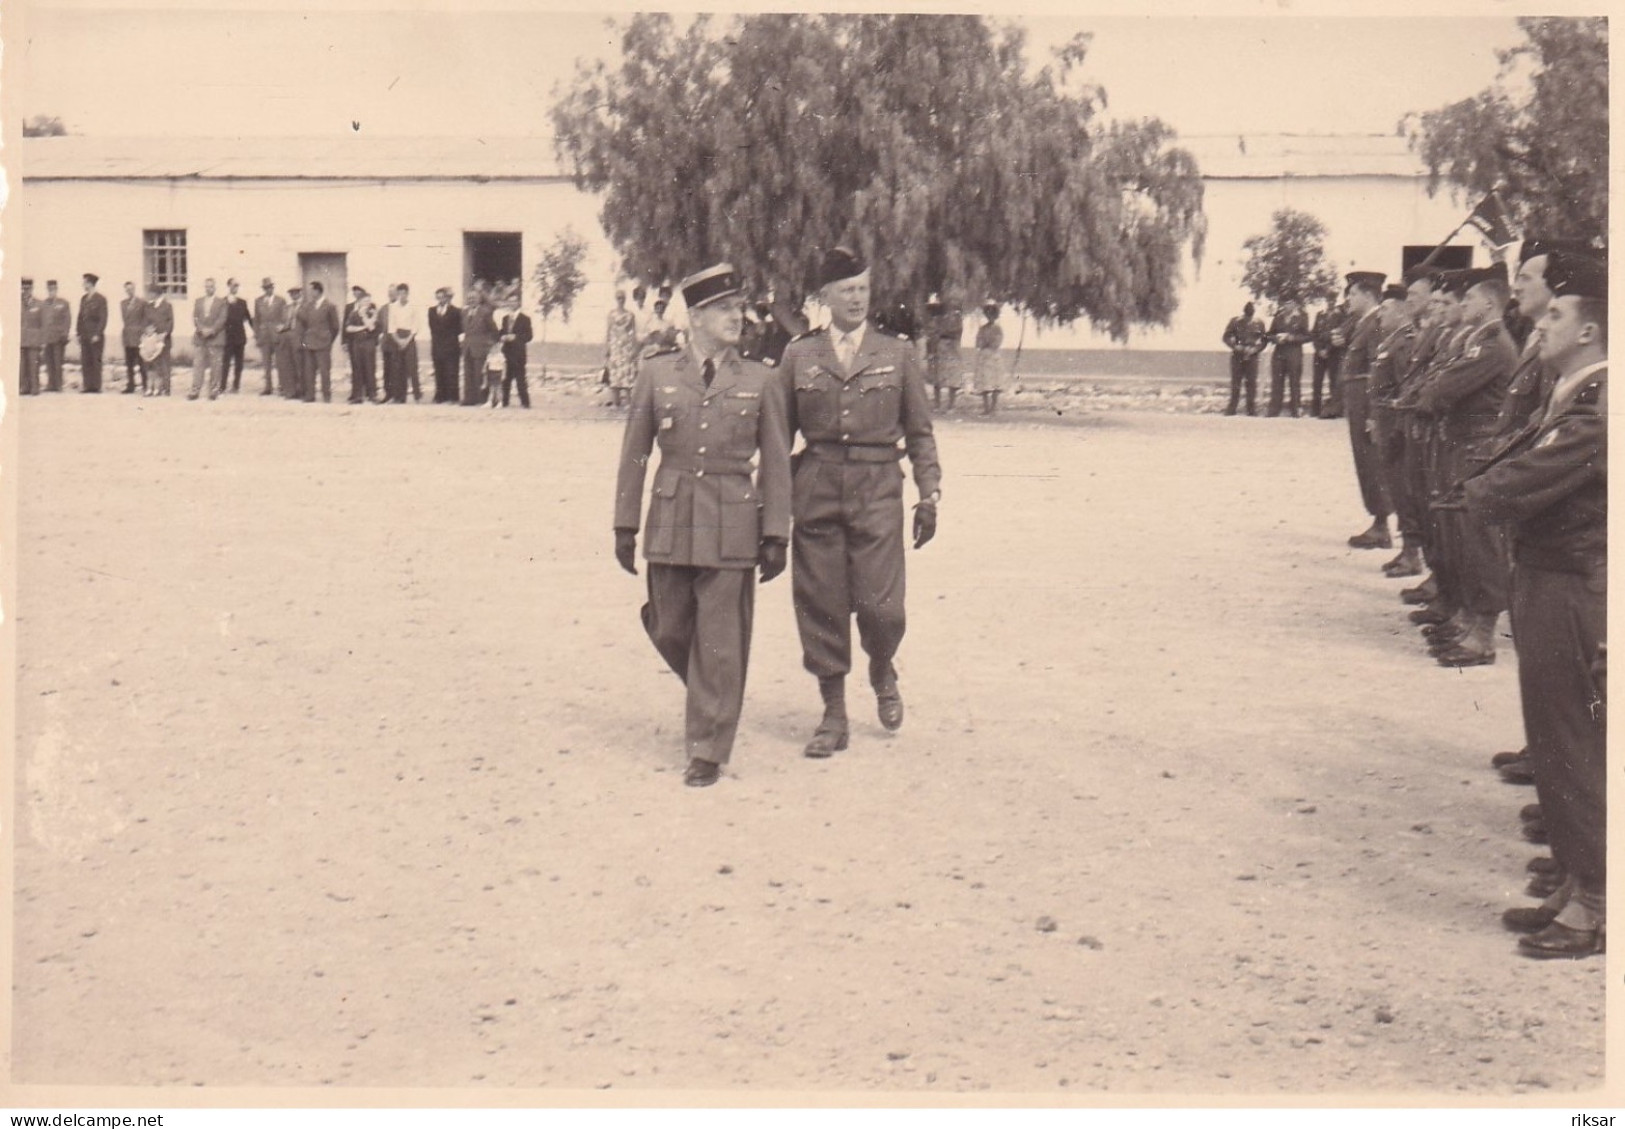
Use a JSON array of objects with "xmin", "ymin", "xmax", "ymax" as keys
[
  {"xmin": 973, "ymin": 301, "xmax": 1005, "ymax": 414},
  {"xmin": 604, "ymin": 288, "xmax": 640, "ymax": 408}
]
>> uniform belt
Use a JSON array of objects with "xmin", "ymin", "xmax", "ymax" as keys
[
  {"xmin": 658, "ymin": 453, "xmax": 755, "ymax": 475},
  {"xmin": 805, "ymin": 442, "xmax": 902, "ymax": 463}
]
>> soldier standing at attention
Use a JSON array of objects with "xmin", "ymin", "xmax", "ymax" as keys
[
  {"xmin": 19, "ymin": 278, "xmax": 43, "ymax": 396},
  {"xmin": 76, "ymin": 273, "xmax": 108, "ymax": 394},
  {"xmin": 1465, "ymin": 253, "xmax": 1606, "ymax": 959},
  {"xmin": 612, "ymin": 263, "xmax": 792, "ymax": 789},
  {"xmin": 1310, "ymin": 299, "xmax": 1345, "ymax": 419},
  {"xmin": 1264, "ymin": 298, "xmax": 1310, "ymax": 417},
  {"xmin": 779, "ymin": 247, "xmax": 942, "ymax": 759},
  {"xmin": 41, "ymin": 280, "xmax": 73, "ymax": 392},
  {"xmin": 1339, "ymin": 271, "xmax": 1393, "ymax": 549}
]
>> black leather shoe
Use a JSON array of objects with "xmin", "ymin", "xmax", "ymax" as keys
[
  {"xmin": 1502, "ymin": 904, "xmax": 1560, "ymax": 933},
  {"xmin": 1518, "ymin": 921, "xmax": 1605, "ymax": 959},
  {"xmin": 1519, "ymin": 803, "xmax": 1542, "ymax": 823},
  {"xmin": 1400, "ymin": 577, "xmax": 1438, "ymax": 605},
  {"xmin": 803, "ymin": 720, "xmax": 849, "ymax": 759},
  {"xmin": 1437, "ymin": 647, "xmax": 1495, "ymax": 668},
  {"xmin": 1527, "ymin": 855, "xmax": 1561, "ymax": 876},
  {"xmin": 1348, "ymin": 525, "xmax": 1393, "ymax": 550},
  {"xmin": 1526, "ymin": 872, "xmax": 1565, "ymax": 899},
  {"xmin": 1522, "ymin": 818, "xmax": 1548, "ymax": 844},
  {"xmin": 1500, "ymin": 759, "xmax": 1537, "ymax": 786},
  {"xmin": 1409, "ymin": 607, "xmax": 1453, "ymax": 625},
  {"xmin": 1491, "ymin": 749, "xmax": 1527, "ymax": 769},
  {"xmin": 683, "ymin": 758, "xmax": 720, "ymax": 787}
]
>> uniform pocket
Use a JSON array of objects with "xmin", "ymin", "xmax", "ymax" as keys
[
  {"xmin": 645, "ymin": 470, "xmax": 679, "ymax": 556},
  {"xmin": 719, "ymin": 479, "xmax": 761, "ymax": 563},
  {"xmin": 726, "ymin": 391, "xmax": 763, "ymax": 452}
]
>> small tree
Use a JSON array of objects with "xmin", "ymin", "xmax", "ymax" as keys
[
  {"xmin": 1239, "ymin": 208, "xmax": 1340, "ymax": 309},
  {"xmin": 23, "ymin": 115, "xmax": 67, "ymax": 137},
  {"xmin": 531, "ymin": 228, "xmax": 589, "ymax": 377}
]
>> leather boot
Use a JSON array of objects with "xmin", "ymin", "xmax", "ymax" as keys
[
  {"xmin": 1348, "ymin": 519, "xmax": 1392, "ymax": 549},
  {"xmin": 804, "ymin": 676, "xmax": 850, "ymax": 758},
  {"xmin": 1436, "ymin": 611, "xmax": 1497, "ymax": 667},
  {"xmin": 1382, "ymin": 540, "xmax": 1424, "ymax": 578}
]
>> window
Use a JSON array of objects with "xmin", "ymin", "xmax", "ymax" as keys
[{"xmin": 143, "ymin": 229, "xmax": 188, "ymax": 296}]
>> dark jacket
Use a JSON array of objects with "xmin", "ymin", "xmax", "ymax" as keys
[
  {"xmin": 499, "ymin": 311, "xmax": 533, "ymax": 366},
  {"xmin": 428, "ymin": 304, "xmax": 463, "ymax": 359},
  {"xmin": 223, "ymin": 295, "xmax": 252, "ymax": 345},
  {"xmin": 1412, "ymin": 320, "xmax": 1518, "ymax": 438}
]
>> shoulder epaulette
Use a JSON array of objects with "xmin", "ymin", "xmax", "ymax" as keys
[
  {"xmin": 789, "ymin": 327, "xmax": 826, "ymax": 343},
  {"xmin": 647, "ymin": 344, "xmax": 682, "ymax": 358},
  {"xmin": 874, "ymin": 324, "xmax": 911, "ymax": 342}
]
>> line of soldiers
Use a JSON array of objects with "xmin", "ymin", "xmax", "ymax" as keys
[
  {"xmin": 1337, "ymin": 243, "xmax": 1607, "ymax": 959},
  {"xmin": 614, "ymin": 248, "xmax": 940, "ymax": 788}
]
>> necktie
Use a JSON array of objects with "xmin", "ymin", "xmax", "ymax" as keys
[
  {"xmin": 837, "ymin": 332, "xmax": 854, "ymax": 371},
  {"xmin": 702, "ymin": 358, "xmax": 715, "ymax": 388}
]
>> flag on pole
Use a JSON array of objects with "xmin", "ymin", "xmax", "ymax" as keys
[{"xmin": 1464, "ymin": 191, "xmax": 1520, "ymax": 249}]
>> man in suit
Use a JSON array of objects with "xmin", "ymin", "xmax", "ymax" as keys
[
  {"xmin": 221, "ymin": 278, "xmax": 252, "ymax": 392},
  {"xmin": 296, "ymin": 280, "xmax": 341, "ymax": 402},
  {"xmin": 190, "ymin": 277, "xmax": 227, "ymax": 400},
  {"xmin": 613, "ymin": 262, "xmax": 792, "ymax": 787},
  {"xmin": 778, "ymin": 246, "xmax": 943, "ymax": 759},
  {"xmin": 253, "ymin": 277, "xmax": 286, "ymax": 396},
  {"xmin": 119, "ymin": 280, "xmax": 148, "ymax": 394},
  {"xmin": 461, "ymin": 286, "xmax": 499, "ymax": 406},
  {"xmin": 498, "ymin": 295, "xmax": 533, "ymax": 408},
  {"xmin": 145, "ymin": 284, "xmax": 175, "ymax": 396},
  {"xmin": 427, "ymin": 287, "xmax": 462, "ymax": 403},
  {"xmin": 19, "ymin": 278, "xmax": 43, "ymax": 396},
  {"xmin": 1465, "ymin": 252, "xmax": 1606, "ymax": 959},
  {"xmin": 343, "ymin": 286, "xmax": 381, "ymax": 404},
  {"xmin": 75, "ymin": 273, "xmax": 108, "ymax": 393},
  {"xmin": 41, "ymin": 280, "xmax": 72, "ymax": 392},
  {"xmin": 276, "ymin": 286, "xmax": 303, "ymax": 399}
]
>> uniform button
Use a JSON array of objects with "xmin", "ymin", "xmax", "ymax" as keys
[
  {"xmin": 841, "ymin": 433, "xmax": 850, "ymax": 441},
  {"xmin": 696, "ymin": 470, "xmax": 705, "ymax": 478},
  {"xmin": 698, "ymin": 446, "xmax": 706, "ymax": 454},
  {"xmin": 842, "ymin": 408, "xmax": 850, "ymax": 416},
  {"xmin": 700, "ymin": 422, "xmax": 708, "ymax": 430}
]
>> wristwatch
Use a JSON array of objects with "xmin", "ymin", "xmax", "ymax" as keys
[{"xmin": 924, "ymin": 490, "xmax": 942, "ymax": 505}]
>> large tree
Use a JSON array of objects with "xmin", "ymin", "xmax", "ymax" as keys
[
  {"xmin": 1402, "ymin": 17, "xmax": 1607, "ymax": 238},
  {"xmin": 551, "ymin": 15, "xmax": 1206, "ymax": 340},
  {"xmin": 1240, "ymin": 208, "xmax": 1339, "ymax": 309}
]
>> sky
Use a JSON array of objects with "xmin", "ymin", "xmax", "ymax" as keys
[{"xmin": 11, "ymin": 3, "xmax": 1529, "ymax": 142}]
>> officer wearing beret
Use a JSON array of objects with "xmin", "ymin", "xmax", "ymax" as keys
[
  {"xmin": 1465, "ymin": 252, "xmax": 1606, "ymax": 958},
  {"xmin": 613, "ymin": 262, "xmax": 793, "ymax": 788},
  {"xmin": 779, "ymin": 247, "xmax": 942, "ymax": 758},
  {"xmin": 1369, "ymin": 270, "xmax": 1436, "ymax": 577},
  {"xmin": 1341, "ymin": 271, "xmax": 1393, "ymax": 549}
]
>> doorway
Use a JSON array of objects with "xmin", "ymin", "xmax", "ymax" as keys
[
  {"xmin": 464, "ymin": 232, "xmax": 523, "ymax": 300},
  {"xmin": 298, "ymin": 252, "xmax": 348, "ymax": 309}
]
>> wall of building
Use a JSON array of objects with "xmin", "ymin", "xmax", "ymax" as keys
[{"xmin": 21, "ymin": 168, "xmax": 1481, "ymax": 364}]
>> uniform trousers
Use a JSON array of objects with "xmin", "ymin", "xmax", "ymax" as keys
[
  {"xmin": 1371, "ymin": 404, "xmax": 1417, "ymax": 541},
  {"xmin": 1512, "ymin": 562, "xmax": 1606, "ymax": 905},
  {"xmin": 1321, "ymin": 353, "xmax": 1346, "ymax": 417},
  {"xmin": 642, "ymin": 563, "xmax": 755, "ymax": 765},
  {"xmin": 1226, "ymin": 353, "xmax": 1258, "ymax": 414},
  {"xmin": 1341, "ymin": 377, "xmax": 1390, "ymax": 520},
  {"xmin": 44, "ymin": 342, "xmax": 66, "ymax": 391},
  {"xmin": 19, "ymin": 348, "xmax": 41, "ymax": 394},
  {"xmin": 79, "ymin": 335, "xmax": 103, "ymax": 391},
  {"xmin": 191, "ymin": 338, "xmax": 223, "ymax": 398},
  {"xmin": 1311, "ymin": 352, "xmax": 1336, "ymax": 416},
  {"xmin": 123, "ymin": 346, "xmax": 148, "ymax": 392},
  {"xmin": 1422, "ymin": 428, "xmax": 1460, "ymax": 607},
  {"xmin": 1267, "ymin": 348, "xmax": 1303, "ymax": 416},
  {"xmin": 791, "ymin": 455, "xmax": 907, "ymax": 681},
  {"xmin": 1439, "ymin": 437, "xmax": 1510, "ymax": 616},
  {"xmin": 1397, "ymin": 414, "xmax": 1432, "ymax": 556}
]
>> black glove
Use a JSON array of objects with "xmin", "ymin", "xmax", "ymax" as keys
[
  {"xmin": 912, "ymin": 501, "xmax": 937, "ymax": 550},
  {"xmin": 758, "ymin": 538, "xmax": 787, "ymax": 584},
  {"xmin": 614, "ymin": 529, "xmax": 638, "ymax": 575}
]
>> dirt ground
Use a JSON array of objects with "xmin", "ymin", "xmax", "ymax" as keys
[{"xmin": 9, "ymin": 374, "xmax": 1605, "ymax": 1097}]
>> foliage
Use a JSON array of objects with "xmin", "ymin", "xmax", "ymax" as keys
[
  {"xmin": 1239, "ymin": 208, "xmax": 1339, "ymax": 308},
  {"xmin": 23, "ymin": 115, "xmax": 67, "ymax": 137},
  {"xmin": 551, "ymin": 14, "xmax": 1206, "ymax": 340},
  {"xmin": 1401, "ymin": 17, "xmax": 1607, "ymax": 238},
  {"xmin": 533, "ymin": 228, "xmax": 590, "ymax": 327}
]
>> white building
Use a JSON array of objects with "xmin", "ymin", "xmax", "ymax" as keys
[{"xmin": 18, "ymin": 132, "xmax": 1481, "ymax": 359}]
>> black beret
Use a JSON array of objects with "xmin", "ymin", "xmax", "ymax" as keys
[
  {"xmin": 817, "ymin": 246, "xmax": 867, "ymax": 289},
  {"xmin": 679, "ymin": 262, "xmax": 742, "ymax": 310},
  {"xmin": 1519, "ymin": 237, "xmax": 1600, "ymax": 265},
  {"xmin": 21, "ymin": 277, "xmax": 33, "ymax": 286},
  {"xmin": 1436, "ymin": 269, "xmax": 1473, "ymax": 297},
  {"xmin": 1546, "ymin": 252, "xmax": 1607, "ymax": 300},
  {"xmin": 1460, "ymin": 266, "xmax": 1506, "ymax": 291},
  {"xmin": 1401, "ymin": 265, "xmax": 1439, "ymax": 288}
]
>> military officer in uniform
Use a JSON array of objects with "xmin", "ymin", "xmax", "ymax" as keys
[
  {"xmin": 1264, "ymin": 298, "xmax": 1310, "ymax": 417},
  {"xmin": 1369, "ymin": 274, "xmax": 1433, "ymax": 578},
  {"xmin": 41, "ymin": 280, "xmax": 72, "ymax": 392},
  {"xmin": 1465, "ymin": 252, "xmax": 1606, "ymax": 959},
  {"xmin": 1340, "ymin": 271, "xmax": 1393, "ymax": 549},
  {"xmin": 779, "ymin": 246, "xmax": 942, "ymax": 759},
  {"xmin": 613, "ymin": 263, "xmax": 792, "ymax": 788},
  {"xmin": 19, "ymin": 278, "xmax": 43, "ymax": 396}
]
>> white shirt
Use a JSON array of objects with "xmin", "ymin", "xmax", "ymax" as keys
[
  {"xmin": 833, "ymin": 322, "xmax": 866, "ymax": 370},
  {"xmin": 389, "ymin": 300, "xmax": 421, "ymax": 340}
]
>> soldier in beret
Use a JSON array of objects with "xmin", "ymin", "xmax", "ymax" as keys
[
  {"xmin": 778, "ymin": 246, "xmax": 942, "ymax": 759},
  {"xmin": 1340, "ymin": 271, "xmax": 1393, "ymax": 549},
  {"xmin": 613, "ymin": 263, "xmax": 793, "ymax": 788},
  {"xmin": 1466, "ymin": 252, "xmax": 1606, "ymax": 959}
]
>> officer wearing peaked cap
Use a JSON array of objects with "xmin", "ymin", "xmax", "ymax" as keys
[
  {"xmin": 613, "ymin": 262, "xmax": 793, "ymax": 788},
  {"xmin": 1466, "ymin": 252, "xmax": 1607, "ymax": 959},
  {"xmin": 779, "ymin": 246, "xmax": 942, "ymax": 759}
]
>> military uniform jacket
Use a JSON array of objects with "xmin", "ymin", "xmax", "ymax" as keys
[
  {"xmin": 20, "ymin": 297, "xmax": 43, "ymax": 348},
  {"xmin": 1491, "ymin": 339, "xmax": 1552, "ymax": 439},
  {"xmin": 1370, "ymin": 319, "xmax": 1419, "ymax": 400},
  {"xmin": 1311, "ymin": 308, "xmax": 1344, "ymax": 355},
  {"xmin": 1412, "ymin": 321, "xmax": 1518, "ymax": 436},
  {"xmin": 1222, "ymin": 316, "xmax": 1266, "ymax": 356},
  {"xmin": 614, "ymin": 347, "xmax": 792, "ymax": 570},
  {"xmin": 1267, "ymin": 308, "xmax": 1310, "ymax": 353},
  {"xmin": 1340, "ymin": 307, "xmax": 1384, "ymax": 378},
  {"xmin": 1465, "ymin": 364, "xmax": 1605, "ymax": 576},
  {"xmin": 76, "ymin": 292, "xmax": 108, "ymax": 340},
  {"xmin": 42, "ymin": 297, "xmax": 72, "ymax": 344},
  {"xmin": 779, "ymin": 326, "xmax": 943, "ymax": 499}
]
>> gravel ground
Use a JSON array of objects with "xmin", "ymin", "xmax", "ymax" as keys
[{"xmin": 9, "ymin": 374, "xmax": 1605, "ymax": 1098}]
